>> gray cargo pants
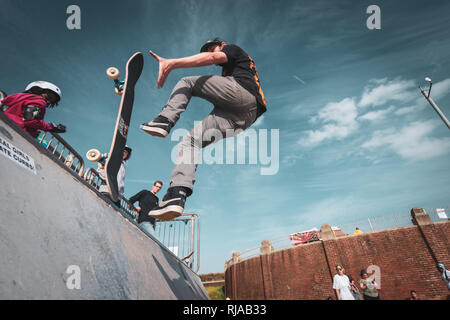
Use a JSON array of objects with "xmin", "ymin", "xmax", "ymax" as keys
[{"xmin": 159, "ymin": 75, "xmax": 258, "ymax": 193}]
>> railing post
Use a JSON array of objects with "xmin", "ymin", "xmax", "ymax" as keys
[
  {"xmin": 411, "ymin": 207, "xmax": 433, "ymax": 226},
  {"xmin": 320, "ymin": 224, "xmax": 340, "ymax": 299},
  {"xmin": 368, "ymin": 218, "xmax": 375, "ymax": 232},
  {"xmin": 195, "ymin": 214, "xmax": 201, "ymax": 273},
  {"xmin": 232, "ymin": 252, "xmax": 241, "ymax": 264},
  {"xmin": 320, "ymin": 224, "xmax": 336, "ymax": 240},
  {"xmin": 259, "ymin": 240, "xmax": 274, "ymax": 299},
  {"xmin": 260, "ymin": 240, "xmax": 274, "ymax": 255},
  {"xmin": 190, "ymin": 215, "xmax": 195, "ymax": 261},
  {"xmin": 231, "ymin": 252, "xmax": 241, "ymax": 299}
]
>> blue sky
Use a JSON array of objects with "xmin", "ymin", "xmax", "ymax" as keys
[{"xmin": 1, "ymin": 0, "xmax": 450, "ymax": 274}]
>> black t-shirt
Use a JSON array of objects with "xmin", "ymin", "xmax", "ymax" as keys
[
  {"xmin": 129, "ymin": 190, "xmax": 159, "ymax": 224},
  {"xmin": 219, "ymin": 44, "xmax": 267, "ymax": 117}
]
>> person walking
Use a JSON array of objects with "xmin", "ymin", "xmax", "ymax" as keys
[
  {"xmin": 141, "ymin": 37, "xmax": 267, "ymax": 221},
  {"xmin": 333, "ymin": 264, "xmax": 355, "ymax": 300}
]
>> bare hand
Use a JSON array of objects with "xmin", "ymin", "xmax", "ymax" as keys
[{"xmin": 149, "ymin": 50, "xmax": 173, "ymax": 88}]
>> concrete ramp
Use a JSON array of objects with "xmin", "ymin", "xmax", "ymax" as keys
[{"xmin": 0, "ymin": 113, "xmax": 209, "ymax": 300}]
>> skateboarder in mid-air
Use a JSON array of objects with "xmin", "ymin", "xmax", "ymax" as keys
[{"xmin": 141, "ymin": 37, "xmax": 267, "ymax": 221}]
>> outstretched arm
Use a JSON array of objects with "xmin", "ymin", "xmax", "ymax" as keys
[{"xmin": 149, "ymin": 50, "xmax": 228, "ymax": 88}]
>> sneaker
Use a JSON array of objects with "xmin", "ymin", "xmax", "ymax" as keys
[
  {"xmin": 148, "ymin": 187, "xmax": 189, "ymax": 221},
  {"xmin": 140, "ymin": 115, "xmax": 174, "ymax": 137}
]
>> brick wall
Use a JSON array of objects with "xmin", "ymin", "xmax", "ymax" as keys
[{"xmin": 225, "ymin": 220, "xmax": 449, "ymax": 300}]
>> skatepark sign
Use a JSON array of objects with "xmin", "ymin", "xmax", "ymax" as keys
[{"xmin": 0, "ymin": 135, "xmax": 37, "ymax": 175}]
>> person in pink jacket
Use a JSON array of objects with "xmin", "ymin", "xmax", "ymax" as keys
[{"xmin": 1, "ymin": 81, "xmax": 66, "ymax": 138}]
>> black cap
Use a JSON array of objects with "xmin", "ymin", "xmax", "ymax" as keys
[
  {"xmin": 200, "ymin": 37, "xmax": 226, "ymax": 53},
  {"xmin": 124, "ymin": 145, "xmax": 132, "ymax": 160}
]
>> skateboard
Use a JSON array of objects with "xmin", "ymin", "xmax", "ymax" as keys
[
  {"xmin": 182, "ymin": 251, "xmax": 194, "ymax": 265},
  {"xmin": 106, "ymin": 68, "xmax": 125, "ymax": 96},
  {"xmin": 104, "ymin": 52, "xmax": 144, "ymax": 202},
  {"xmin": 86, "ymin": 148, "xmax": 108, "ymax": 169}
]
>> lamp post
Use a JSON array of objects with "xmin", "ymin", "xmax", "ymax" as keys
[{"xmin": 419, "ymin": 77, "xmax": 450, "ymax": 130}]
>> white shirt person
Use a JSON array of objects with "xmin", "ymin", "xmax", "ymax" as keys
[{"xmin": 333, "ymin": 264, "xmax": 355, "ymax": 300}]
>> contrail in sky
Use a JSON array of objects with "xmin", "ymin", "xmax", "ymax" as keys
[{"xmin": 293, "ymin": 75, "xmax": 306, "ymax": 84}]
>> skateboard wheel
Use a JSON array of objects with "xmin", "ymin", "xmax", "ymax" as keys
[
  {"xmin": 86, "ymin": 149, "xmax": 101, "ymax": 162},
  {"xmin": 115, "ymin": 87, "xmax": 123, "ymax": 96},
  {"xmin": 106, "ymin": 67, "xmax": 120, "ymax": 80}
]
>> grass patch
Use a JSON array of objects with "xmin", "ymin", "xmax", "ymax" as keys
[{"xmin": 206, "ymin": 285, "xmax": 226, "ymax": 300}]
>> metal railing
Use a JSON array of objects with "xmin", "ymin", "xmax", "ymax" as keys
[
  {"xmin": 426, "ymin": 206, "xmax": 450, "ymax": 222},
  {"xmin": 0, "ymin": 107, "xmax": 202, "ymax": 273},
  {"xmin": 118, "ymin": 195, "xmax": 138, "ymax": 220},
  {"xmin": 81, "ymin": 169, "xmax": 201, "ymax": 272},
  {"xmin": 83, "ymin": 168, "xmax": 104, "ymax": 190},
  {"xmin": 155, "ymin": 213, "xmax": 201, "ymax": 273},
  {"xmin": 37, "ymin": 132, "xmax": 85, "ymax": 177},
  {"xmin": 337, "ymin": 206, "xmax": 449, "ymax": 235},
  {"xmin": 231, "ymin": 206, "xmax": 450, "ymax": 264},
  {"xmin": 0, "ymin": 106, "xmax": 85, "ymax": 176}
]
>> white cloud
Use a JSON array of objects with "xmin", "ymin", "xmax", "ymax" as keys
[
  {"xmin": 362, "ymin": 120, "xmax": 450, "ymax": 161},
  {"xmin": 395, "ymin": 105, "xmax": 420, "ymax": 116},
  {"xmin": 360, "ymin": 106, "xmax": 395, "ymax": 121},
  {"xmin": 429, "ymin": 78, "xmax": 450, "ymax": 99},
  {"xmin": 359, "ymin": 78, "xmax": 416, "ymax": 108},
  {"xmin": 298, "ymin": 98, "xmax": 358, "ymax": 147},
  {"xmin": 369, "ymin": 78, "xmax": 388, "ymax": 85},
  {"xmin": 297, "ymin": 77, "xmax": 450, "ymax": 150},
  {"xmin": 395, "ymin": 78, "xmax": 450, "ymax": 116}
]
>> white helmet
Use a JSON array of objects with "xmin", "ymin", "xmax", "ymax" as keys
[{"xmin": 25, "ymin": 81, "xmax": 62, "ymax": 99}]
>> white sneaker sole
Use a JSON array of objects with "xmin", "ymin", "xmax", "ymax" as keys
[
  {"xmin": 148, "ymin": 205, "xmax": 183, "ymax": 221},
  {"xmin": 140, "ymin": 124, "xmax": 169, "ymax": 137}
]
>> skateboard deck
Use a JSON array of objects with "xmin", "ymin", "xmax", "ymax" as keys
[{"xmin": 104, "ymin": 52, "xmax": 144, "ymax": 202}]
